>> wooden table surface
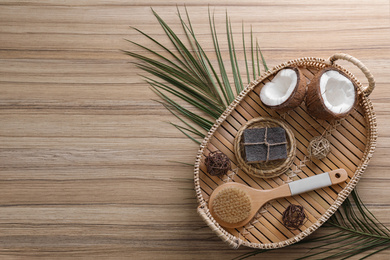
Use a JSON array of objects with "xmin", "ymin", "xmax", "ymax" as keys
[{"xmin": 1, "ymin": 1, "xmax": 389, "ymax": 259}]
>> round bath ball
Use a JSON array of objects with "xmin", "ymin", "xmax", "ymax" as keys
[
  {"xmin": 205, "ymin": 151, "xmax": 231, "ymax": 176},
  {"xmin": 308, "ymin": 136, "xmax": 331, "ymax": 160},
  {"xmin": 282, "ymin": 204, "xmax": 307, "ymax": 230}
]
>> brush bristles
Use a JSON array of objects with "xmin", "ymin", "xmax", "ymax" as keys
[{"xmin": 212, "ymin": 187, "xmax": 252, "ymax": 224}]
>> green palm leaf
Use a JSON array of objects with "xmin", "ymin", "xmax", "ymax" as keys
[
  {"xmin": 125, "ymin": 7, "xmax": 389, "ymax": 259},
  {"xmin": 125, "ymin": 7, "xmax": 265, "ymax": 141}
]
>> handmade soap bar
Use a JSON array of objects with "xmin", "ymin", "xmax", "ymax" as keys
[
  {"xmin": 243, "ymin": 127, "xmax": 287, "ymax": 163},
  {"xmin": 267, "ymin": 127, "xmax": 287, "ymax": 144}
]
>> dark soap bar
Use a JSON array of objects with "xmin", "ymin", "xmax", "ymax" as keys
[
  {"xmin": 243, "ymin": 128, "xmax": 265, "ymax": 143},
  {"xmin": 268, "ymin": 143, "xmax": 288, "ymax": 161},
  {"xmin": 267, "ymin": 127, "xmax": 287, "ymax": 144},
  {"xmin": 244, "ymin": 143, "xmax": 267, "ymax": 163}
]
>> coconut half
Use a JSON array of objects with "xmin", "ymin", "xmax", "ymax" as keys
[
  {"xmin": 306, "ymin": 68, "xmax": 357, "ymax": 120},
  {"xmin": 260, "ymin": 67, "xmax": 306, "ymax": 112}
]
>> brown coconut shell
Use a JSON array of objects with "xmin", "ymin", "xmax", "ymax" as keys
[
  {"xmin": 261, "ymin": 66, "xmax": 307, "ymax": 113},
  {"xmin": 306, "ymin": 67, "xmax": 358, "ymax": 120}
]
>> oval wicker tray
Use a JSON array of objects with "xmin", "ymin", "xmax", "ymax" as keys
[{"xmin": 194, "ymin": 53, "xmax": 377, "ymax": 249}]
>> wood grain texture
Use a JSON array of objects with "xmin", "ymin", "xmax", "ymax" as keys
[{"xmin": 0, "ymin": 0, "xmax": 389, "ymax": 259}]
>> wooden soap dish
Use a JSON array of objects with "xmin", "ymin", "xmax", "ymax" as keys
[{"xmin": 234, "ymin": 117, "xmax": 296, "ymax": 178}]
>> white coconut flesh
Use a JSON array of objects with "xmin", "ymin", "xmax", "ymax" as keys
[
  {"xmin": 260, "ymin": 69, "xmax": 298, "ymax": 106},
  {"xmin": 320, "ymin": 70, "xmax": 355, "ymax": 114}
]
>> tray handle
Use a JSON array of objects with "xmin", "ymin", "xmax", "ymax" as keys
[
  {"xmin": 197, "ymin": 205, "xmax": 241, "ymax": 249},
  {"xmin": 327, "ymin": 53, "xmax": 375, "ymax": 96}
]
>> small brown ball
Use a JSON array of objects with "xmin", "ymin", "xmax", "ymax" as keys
[
  {"xmin": 282, "ymin": 204, "xmax": 307, "ymax": 230},
  {"xmin": 205, "ymin": 151, "xmax": 231, "ymax": 176}
]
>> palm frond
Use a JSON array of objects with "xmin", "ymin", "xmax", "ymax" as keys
[
  {"xmin": 125, "ymin": 7, "xmax": 266, "ymax": 142},
  {"xmin": 242, "ymin": 23, "xmax": 251, "ymax": 84},
  {"xmin": 250, "ymin": 26, "xmax": 257, "ymax": 80},
  {"xmin": 226, "ymin": 12, "xmax": 244, "ymax": 94},
  {"xmin": 170, "ymin": 123, "xmax": 202, "ymax": 144},
  {"xmin": 161, "ymin": 102, "xmax": 205, "ymax": 139},
  {"xmin": 209, "ymin": 9, "xmax": 235, "ymax": 104},
  {"xmin": 145, "ymin": 76, "xmax": 222, "ymax": 119},
  {"xmin": 178, "ymin": 7, "xmax": 229, "ymax": 108},
  {"xmin": 151, "ymin": 87, "xmax": 214, "ymax": 132}
]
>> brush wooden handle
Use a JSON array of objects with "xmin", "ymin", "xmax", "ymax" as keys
[{"xmin": 288, "ymin": 169, "xmax": 347, "ymax": 196}]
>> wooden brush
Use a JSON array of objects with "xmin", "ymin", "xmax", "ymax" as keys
[{"xmin": 209, "ymin": 169, "xmax": 348, "ymax": 228}]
